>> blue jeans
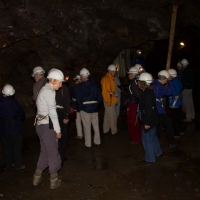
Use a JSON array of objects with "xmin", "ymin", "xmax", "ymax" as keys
[
  {"xmin": 142, "ymin": 127, "xmax": 162, "ymax": 162},
  {"xmin": 115, "ymin": 91, "xmax": 121, "ymax": 117}
]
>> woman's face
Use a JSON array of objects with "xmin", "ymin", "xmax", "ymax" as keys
[
  {"xmin": 34, "ymin": 74, "xmax": 43, "ymax": 82},
  {"xmin": 52, "ymin": 81, "xmax": 62, "ymax": 90},
  {"xmin": 128, "ymin": 73, "xmax": 134, "ymax": 80}
]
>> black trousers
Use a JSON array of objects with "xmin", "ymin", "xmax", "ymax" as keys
[
  {"xmin": 0, "ymin": 133, "xmax": 22, "ymax": 169},
  {"xmin": 170, "ymin": 107, "xmax": 184, "ymax": 136},
  {"xmin": 156, "ymin": 114, "xmax": 175, "ymax": 145},
  {"xmin": 58, "ymin": 116, "xmax": 69, "ymax": 163}
]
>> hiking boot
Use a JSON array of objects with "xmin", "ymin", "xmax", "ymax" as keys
[
  {"xmin": 50, "ymin": 177, "xmax": 61, "ymax": 190},
  {"xmin": 33, "ymin": 174, "xmax": 42, "ymax": 186}
]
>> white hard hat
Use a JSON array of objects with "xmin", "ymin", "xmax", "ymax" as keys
[
  {"xmin": 138, "ymin": 72, "xmax": 153, "ymax": 85},
  {"xmin": 2, "ymin": 84, "xmax": 15, "ymax": 96},
  {"xmin": 80, "ymin": 68, "xmax": 90, "ymax": 77},
  {"xmin": 158, "ymin": 70, "xmax": 169, "ymax": 79},
  {"xmin": 32, "ymin": 66, "xmax": 45, "ymax": 77},
  {"xmin": 107, "ymin": 64, "xmax": 117, "ymax": 71},
  {"xmin": 47, "ymin": 68, "xmax": 65, "ymax": 82},
  {"xmin": 177, "ymin": 62, "xmax": 181, "ymax": 67},
  {"xmin": 168, "ymin": 69, "xmax": 177, "ymax": 78},
  {"xmin": 136, "ymin": 49, "xmax": 142, "ymax": 54},
  {"xmin": 73, "ymin": 75, "xmax": 81, "ymax": 81},
  {"xmin": 128, "ymin": 66, "xmax": 139, "ymax": 75},
  {"xmin": 181, "ymin": 59, "xmax": 189, "ymax": 66},
  {"xmin": 134, "ymin": 64, "xmax": 145, "ymax": 73}
]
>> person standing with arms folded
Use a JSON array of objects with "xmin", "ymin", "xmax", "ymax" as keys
[{"xmin": 33, "ymin": 69, "xmax": 65, "ymax": 190}]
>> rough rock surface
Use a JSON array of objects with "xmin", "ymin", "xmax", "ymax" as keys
[{"xmin": 0, "ymin": 0, "xmax": 200, "ymax": 116}]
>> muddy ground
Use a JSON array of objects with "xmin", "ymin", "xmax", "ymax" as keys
[{"xmin": 1, "ymin": 107, "xmax": 200, "ymax": 200}]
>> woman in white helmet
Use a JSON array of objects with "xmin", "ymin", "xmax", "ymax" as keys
[
  {"xmin": 33, "ymin": 68, "xmax": 65, "ymax": 190},
  {"xmin": 138, "ymin": 73, "xmax": 162, "ymax": 162},
  {"xmin": 0, "ymin": 84, "xmax": 25, "ymax": 170}
]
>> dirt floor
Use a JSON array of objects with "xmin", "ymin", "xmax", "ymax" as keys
[{"xmin": 1, "ymin": 108, "xmax": 200, "ymax": 200}]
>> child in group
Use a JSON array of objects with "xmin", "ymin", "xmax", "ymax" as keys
[{"xmin": 0, "ymin": 84, "xmax": 25, "ymax": 170}]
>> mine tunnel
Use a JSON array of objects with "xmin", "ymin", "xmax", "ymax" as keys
[{"xmin": 1, "ymin": 0, "xmax": 200, "ymax": 199}]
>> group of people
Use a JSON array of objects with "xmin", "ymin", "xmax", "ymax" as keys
[
  {"xmin": 126, "ymin": 58, "xmax": 196, "ymax": 163},
  {"xmin": 0, "ymin": 55, "xmax": 196, "ymax": 190}
]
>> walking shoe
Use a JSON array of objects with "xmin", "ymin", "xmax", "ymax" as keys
[
  {"xmin": 50, "ymin": 177, "xmax": 61, "ymax": 190},
  {"xmin": 76, "ymin": 136, "xmax": 83, "ymax": 139},
  {"xmin": 33, "ymin": 174, "xmax": 42, "ymax": 186},
  {"xmin": 169, "ymin": 143, "xmax": 179, "ymax": 148}
]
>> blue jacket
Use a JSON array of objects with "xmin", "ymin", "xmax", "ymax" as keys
[
  {"xmin": 76, "ymin": 80, "xmax": 102, "ymax": 113},
  {"xmin": 168, "ymin": 78, "xmax": 182, "ymax": 108},
  {"xmin": 153, "ymin": 80, "xmax": 173, "ymax": 114},
  {"xmin": 0, "ymin": 97, "xmax": 25, "ymax": 136}
]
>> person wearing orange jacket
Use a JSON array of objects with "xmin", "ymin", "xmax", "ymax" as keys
[{"xmin": 101, "ymin": 64, "xmax": 118, "ymax": 135}]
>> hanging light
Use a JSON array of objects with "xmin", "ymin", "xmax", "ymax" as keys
[
  {"xmin": 180, "ymin": 42, "xmax": 185, "ymax": 46},
  {"xmin": 65, "ymin": 76, "xmax": 69, "ymax": 81}
]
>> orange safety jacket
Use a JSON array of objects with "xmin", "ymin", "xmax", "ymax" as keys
[{"xmin": 101, "ymin": 72, "xmax": 118, "ymax": 106}]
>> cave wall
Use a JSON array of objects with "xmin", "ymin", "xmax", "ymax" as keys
[{"xmin": 0, "ymin": 0, "xmax": 200, "ymax": 116}]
